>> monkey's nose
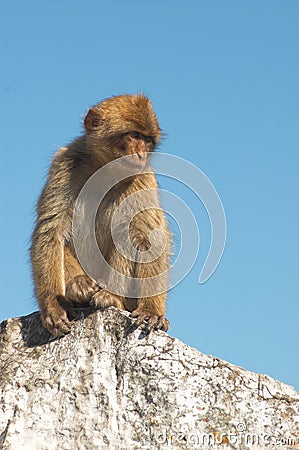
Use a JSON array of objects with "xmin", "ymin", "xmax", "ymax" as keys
[
  {"xmin": 137, "ymin": 152, "xmax": 146, "ymax": 161},
  {"xmin": 131, "ymin": 151, "xmax": 147, "ymax": 166}
]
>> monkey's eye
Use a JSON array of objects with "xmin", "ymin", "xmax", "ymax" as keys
[
  {"xmin": 129, "ymin": 131, "xmax": 155, "ymax": 145},
  {"xmin": 144, "ymin": 135, "xmax": 155, "ymax": 145},
  {"xmin": 131, "ymin": 131, "xmax": 141, "ymax": 139}
]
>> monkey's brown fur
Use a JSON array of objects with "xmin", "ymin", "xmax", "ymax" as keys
[{"xmin": 31, "ymin": 94, "xmax": 171, "ymax": 337}]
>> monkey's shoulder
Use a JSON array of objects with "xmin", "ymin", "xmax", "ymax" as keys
[{"xmin": 52, "ymin": 137, "xmax": 90, "ymax": 166}]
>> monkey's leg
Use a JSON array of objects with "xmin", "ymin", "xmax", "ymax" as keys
[{"xmin": 130, "ymin": 256, "xmax": 170, "ymax": 332}]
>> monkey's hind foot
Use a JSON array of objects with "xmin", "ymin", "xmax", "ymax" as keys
[
  {"xmin": 90, "ymin": 290, "xmax": 125, "ymax": 311},
  {"xmin": 65, "ymin": 275, "xmax": 100, "ymax": 305},
  {"xmin": 130, "ymin": 309, "xmax": 170, "ymax": 333}
]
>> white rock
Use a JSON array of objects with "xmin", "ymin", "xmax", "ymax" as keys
[{"xmin": 0, "ymin": 308, "xmax": 298, "ymax": 450}]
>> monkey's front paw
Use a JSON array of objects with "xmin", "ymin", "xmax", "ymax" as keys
[
  {"xmin": 41, "ymin": 299, "xmax": 73, "ymax": 337},
  {"xmin": 66, "ymin": 275, "xmax": 100, "ymax": 304},
  {"xmin": 130, "ymin": 309, "xmax": 170, "ymax": 333},
  {"xmin": 90, "ymin": 290, "xmax": 125, "ymax": 311}
]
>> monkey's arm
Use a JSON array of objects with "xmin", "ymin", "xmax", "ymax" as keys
[{"xmin": 31, "ymin": 157, "xmax": 73, "ymax": 336}]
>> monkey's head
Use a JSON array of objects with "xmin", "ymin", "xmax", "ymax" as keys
[{"xmin": 84, "ymin": 94, "xmax": 162, "ymax": 169}]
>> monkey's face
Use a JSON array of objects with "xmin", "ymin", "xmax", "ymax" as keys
[
  {"xmin": 110, "ymin": 130, "xmax": 156, "ymax": 169},
  {"xmin": 84, "ymin": 94, "xmax": 161, "ymax": 168}
]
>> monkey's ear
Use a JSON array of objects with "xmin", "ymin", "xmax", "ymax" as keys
[{"xmin": 84, "ymin": 107, "xmax": 101, "ymax": 133}]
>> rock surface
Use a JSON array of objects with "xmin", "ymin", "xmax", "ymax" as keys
[{"xmin": 0, "ymin": 308, "xmax": 298, "ymax": 450}]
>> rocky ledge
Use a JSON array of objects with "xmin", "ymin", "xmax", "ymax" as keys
[{"xmin": 0, "ymin": 308, "xmax": 298, "ymax": 450}]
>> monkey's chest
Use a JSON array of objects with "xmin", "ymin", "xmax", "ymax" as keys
[{"xmin": 95, "ymin": 193, "xmax": 160, "ymax": 253}]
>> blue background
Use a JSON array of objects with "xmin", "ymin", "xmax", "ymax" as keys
[{"xmin": 1, "ymin": 1, "xmax": 298, "ymax": 389}]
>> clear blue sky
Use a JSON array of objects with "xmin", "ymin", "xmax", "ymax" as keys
[{"xmin": 1, "ymin": 1, "xmax": 298, "ymax": 389}]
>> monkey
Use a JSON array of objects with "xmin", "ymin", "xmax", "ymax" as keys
[{"xmin": 30, "ymin": 94, "xmax": 171, "ymax": 337}]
